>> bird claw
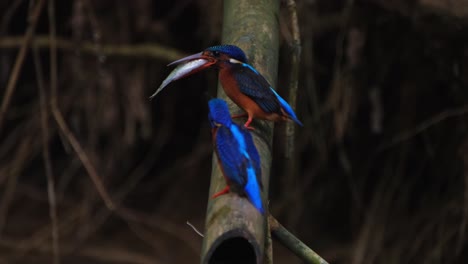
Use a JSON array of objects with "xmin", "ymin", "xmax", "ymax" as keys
[
  {"xmin": 243, "ymin": 118, "xmax": 255, "ymax": 130},
  {"xmin": 212, "ymin": 185, "xmax": 230, "ymax": 198}
]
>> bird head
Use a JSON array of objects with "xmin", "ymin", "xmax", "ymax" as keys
[
  {"xmin": 150, "ymin": 45, "xmax": 248, "ymax": 99},
  {"xmin": 208, "ymin": 99, "xmax": 233, "ymax": 128},
  {"xmin": 203, "ymin": 45, "xmax": 248, "ymax": 64}
]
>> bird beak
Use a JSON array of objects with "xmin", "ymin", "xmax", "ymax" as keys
[
  {"xmin": 168, "ymin": 51, "xmax": 217, "ymax": 77},
  {"xmin": 149, "ymin": 53, "xmax": 216, "ymax": 100},
  {"xmin": 168, "ymin": 52, "xmax": 210, "ymax": 66}
]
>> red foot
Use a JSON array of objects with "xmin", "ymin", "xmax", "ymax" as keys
[
  {"xmin": 212, "ymin": 185, "xmax": 230, "ymax": 198},
  {"xmin": 244, "ymin": 117, "xmax": 255, "ymax": 130}
]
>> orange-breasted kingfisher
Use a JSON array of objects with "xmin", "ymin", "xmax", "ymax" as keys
[
  {"xmin": 151, "ymin": 45, "xmax": 303, "ymax": 130},
  {"xmin": 208, "ymin": 98, "xmax": 264, "ymax": 214}
]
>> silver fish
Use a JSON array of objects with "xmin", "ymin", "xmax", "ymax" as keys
[{"xmin": 150, "ymin": 58, "xmax": 209, "ymax": 99}]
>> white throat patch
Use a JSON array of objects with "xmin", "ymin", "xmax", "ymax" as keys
[{"xmin": 229, "ymin": 58, "xmax": 243, "ymax": 64}]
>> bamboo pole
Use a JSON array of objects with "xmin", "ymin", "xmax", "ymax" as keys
[{"xmin": 201, "ymin": 0, "xmax": 279, "ymax": 263}]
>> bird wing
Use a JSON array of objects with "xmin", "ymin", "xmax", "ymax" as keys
[
  {"xmin": 232, "ymin": 64, "xmax": 281, "ymax": 114},
  {"xmin": 243, "ymin": 131, "xmax": 263, "ymax": 190},
  {"xmin": 214, "ymin": 126, "xmax": 248, "ymax": 187},
  {"xmin": 244, "ymin": 131, "xmax": 265, "ymax": 214},
  {"xmin": 243, "ymin": 165, "xmax": 265, "ymax": 214},
  {"xmin": 214, "ymin": 125, "xmax": 264, "ymax": 213},
  {"xmin": 214, "ymin": 125, "xmax": 265, "ymax": 213}
]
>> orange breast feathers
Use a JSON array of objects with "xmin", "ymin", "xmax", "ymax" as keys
[
  {"xmin": 219, "ymin": 69, "xmax": 244, "ymax": 103},
  {"xmin": 218, "ymin": 68, "xmax": 281, "ymax": 121}
]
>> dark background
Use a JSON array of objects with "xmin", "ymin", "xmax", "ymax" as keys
[{"xmin": 0, "ymin": 0, "xmax": 467, "ymax": 263}]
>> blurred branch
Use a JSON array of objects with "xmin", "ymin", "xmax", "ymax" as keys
[
  {"xmin": 0, "ymin": 36, "xmax": 187, "ymax": 61},
  {"xmin": 51, "ymin": 101, "xmax": 116, "ymax": 210},
  {"xmin": 377, "ymin": 105, "xmax": 468, "ymax": 152},
  {"xmin": 0, "ymin": 0, "xmax": 45, "ymax": 132},
  {"xmin": 7, "ymin": 208, "xmax": 82, "ymax": 260},
  {"xmin": 0, "ymin": 139, "xmax": 31, "ymax": 238},
  {"xmin": 44, "ymin": 0, "xmax": 60, "ymax": 263},
  {"xmin": 285, "ymin": 0, "xmax": 301, "ymax": 159},
  {"xmin": 327, "ymin": 0, "xmax": 355, "ymax": 142},
  {"xmin": 268, "ymin": 215, "xmax": 328, "ymax": 264},
  {"xmin": 0, "ymin": 0, "xmax": 25, "ymax": 34},
  {"xmin": 32, "ymin": 26, "xmax": 60, "ymax": 264},
  {"xmin": 117, "ymin": 208, "xmax": 200, "ymax": 254},
  {"xmin": 369, "ymin": 0, "xmax": 468, "ymax": 18},
  {"xmin": 0, "ymin": 237, "xmax": 160, "ymax": 264},
  {"xmin": 47, "ymin": 6, "xmax": 115, "ymax": 211}
]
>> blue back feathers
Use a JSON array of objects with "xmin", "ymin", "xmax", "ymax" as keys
[
  {"xmin": 206, "ymin": 45, "xmax": 248, "ymax": 63},
  {"xmin": 208, "ymin": 98, "xmax": 264, "ymax": 214}
]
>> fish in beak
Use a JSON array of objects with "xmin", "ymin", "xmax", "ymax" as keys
[{"xmin": 150, "ymin": 52, "xmax": 216, "ymax": 99}]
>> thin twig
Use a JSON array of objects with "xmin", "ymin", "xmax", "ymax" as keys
[
  {"xmin": 51, "ymin": 108, "xmax": 115, "ymax": 210},
  {"xmin": 0, "ymin": 36, "xmax": 187, "ymax": 62},
  {"xmin": 186, "ymin": 221, "xmax": 204, "ymax": 237},
  {"xmin": 269, "ymin": 214, "xmax": 328, "ymax": 264},
  {"xmin": 0, "ymin": 0, "xmax": 45, "ymax": 131}
]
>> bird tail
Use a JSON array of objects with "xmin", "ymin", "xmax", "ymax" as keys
[
  {"xmin": 244, "ymin": 167, "xmax": 265, "ymax": 214},
  {"xmin": 270, "ymin": 88, "xmax": 303, "ymax": 126}
]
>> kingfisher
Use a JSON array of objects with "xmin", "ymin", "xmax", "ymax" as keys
[
  {"xmin": 208, "ymin": 98, "xmax": 264, "ymax": 214},
  {"xmin": 151, "ymin": 45, "xmax": 303, "ymax": 130}
]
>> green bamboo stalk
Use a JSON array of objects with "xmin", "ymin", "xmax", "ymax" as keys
[
  {"xmin": 269, "ymin": 215, "xmax": 329, "ymax": 264},
  {"xmin": 201, "ymin": 0, "xmax": 279, "ymax": 263}
]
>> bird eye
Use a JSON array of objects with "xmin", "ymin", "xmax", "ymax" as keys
[{"xmin": 212, "ymin": 51, "xmax": 220, "ymax": 57}]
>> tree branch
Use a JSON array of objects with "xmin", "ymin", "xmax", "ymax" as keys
[
  {"xmin": 0, "ymin": 36, "xmax": 187, "ymax": 61},
  {"xmin": 0, "ymin": 0, "xmax": 45, "ymax": 131},
  {"xmin": 269, "ymin": 215, "xmax": 329, "ymax": 264},
  {"xmin": 45, "ymin": 0, "xmax": 60, "ymax": 262},
  {"xmin": 285, "ymin": 0, "xmax": 301, "ymax": 159}
]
